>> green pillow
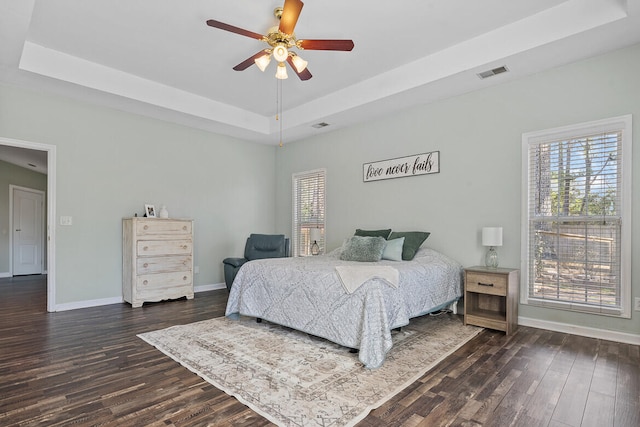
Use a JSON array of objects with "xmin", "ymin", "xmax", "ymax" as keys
[
  {"xmin": 382, "ymin": 237, "xmax": 405, "ymax": 261},
  {"xmin": 354, "ymin": 228, "xmax": 392, "ymax": 239},
  {"xmin": 340, "ymin": 236, "xmax": 387, "ymax": 262},
  {"xmin": 388, "ymin": 231, "xmax": 430, "ymax": 260}
]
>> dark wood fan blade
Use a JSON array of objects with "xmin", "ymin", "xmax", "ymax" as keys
[
  {"xmin": 286, "ymin": 56, "xmax": 312, "ymax": 81},
  {"xmin": 279, "ymin": 0, "xmax": 304, "ymax": 35},
  {"xmin": 206, "ymin": 19, "xmax": 264, "ymax": 40},
  {"xmin": 298, "ymin": 39, "xmax": 354, "ymax": 51},
  {"xmin": 233, "ymin": 51, "xmax": 269, "ymax": 71}
]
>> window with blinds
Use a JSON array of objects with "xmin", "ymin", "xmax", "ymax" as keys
[
  {"xmin": 522, "ymin": 115, "xmax": 632, "ymax": 317},
  {"xmin": 292, "ymin": 169, "xmax": 326, "ymax": 257}
]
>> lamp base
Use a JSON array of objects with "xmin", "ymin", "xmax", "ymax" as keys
[
  {"xmin": 311, "ymin": 241, "xmax": 320, "ymax": 256},
  {"xmin": 485, "ymin": 247, "xmax": 499, "ymax": 268}
]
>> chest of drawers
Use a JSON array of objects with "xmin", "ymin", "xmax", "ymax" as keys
[{"xmin": 122, "ymin": 217, "xmax": 194, "ymax": 308}]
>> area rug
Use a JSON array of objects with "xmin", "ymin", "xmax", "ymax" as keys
[{"xmin": 138, "ymin": 314, "xmax": 482, "ymax": 427}]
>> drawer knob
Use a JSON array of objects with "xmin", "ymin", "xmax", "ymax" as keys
[
  {"xmin": 143, "ymin": 246, "xmax": 148, "ymax": 251},
  {"xmin": 182, "ymin": 245, "xmax": 188, "ymax": 249},
  {"xmin": 143, "ymin": 263, "xmax": 149, "ymax": 268},
  {"xmin": 143, "ymin": 225, "xmax": 148, "ymax": 230},
  {"xmin": 478, "ymin": 282, "xmax": 494, "ymax": 287},
  {"xmin": 143, "ymin": 280, "xmax": 148, "ymax": 286},
  {"xmin": 183, "ymin": 276, "xmax": 188, "ymax": 281},
  {"xmin": 183, "ymin": 226, "xmax": 187, "ymax": 230}
]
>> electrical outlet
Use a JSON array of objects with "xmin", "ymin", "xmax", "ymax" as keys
[
  {"xmin": 635, "ymin": 297, "xmax": 640, "ymax": 311},
  {"xmin": 60, "ymin": 216, "xmax": 72, "ymax": 226}
]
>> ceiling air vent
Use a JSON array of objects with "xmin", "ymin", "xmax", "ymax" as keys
[
  {"xmin": 477, "ymin": 66, "xmax": 509, "ymax": 79},
  {"xmin": 312, "ymin": 122, "xmax": 330, "ymax": 129}
]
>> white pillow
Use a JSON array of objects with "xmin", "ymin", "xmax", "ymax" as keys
[{"xmin": 382, "ymin": 237, "xmax": 405, "ymax": 261}]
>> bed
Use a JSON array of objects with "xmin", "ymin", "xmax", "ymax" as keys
[{"xmin": 225, "ymin": 244, "xmax": 463, "ymax": 369}]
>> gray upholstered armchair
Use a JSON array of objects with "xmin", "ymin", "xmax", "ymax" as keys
[{"xmin": 223, "ymin": 234, "xmax": 290, "ymax": 291}]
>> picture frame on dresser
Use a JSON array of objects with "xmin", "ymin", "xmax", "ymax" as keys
[{"xmin": 144, "ymin": 204, "xmax": 156, "ymax": 218}]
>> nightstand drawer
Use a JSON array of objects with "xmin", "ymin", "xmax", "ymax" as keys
[{"xmin": 466, "ymin": 272, "xmax": 507, "ymax": 296}]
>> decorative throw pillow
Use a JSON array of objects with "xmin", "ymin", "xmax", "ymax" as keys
[
  {"xmin": 339, "ymin": 236, "xmax": 387, "ymax": 262},
  {"xmin": 382, "ymin": 237, "xmax": 405, "ymax": 261},
  {"xmin": 388, "ymin": 231, "xmax": 431, "ymax": 260},
  {"xmin": 354, "ymin": 228, "xmax": 392, "ymax": 239}
]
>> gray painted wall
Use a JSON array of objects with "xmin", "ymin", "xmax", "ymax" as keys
[
  {"xmin": 0, "ymin": 42, "xmax": 637, "ymax": 337},
  {"xmin": 0, "ymin": 85, "xmax": 277, "ymax": 304},
  {"xmin": 275, "ymin": 44, "xmax": 640, "ymax": 335}
]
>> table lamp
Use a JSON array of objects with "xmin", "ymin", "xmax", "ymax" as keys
[{"xmin": 482, "ymin": 227, "xmax": 503, "ymax": 268}]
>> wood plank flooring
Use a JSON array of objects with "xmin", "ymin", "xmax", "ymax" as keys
[{"xmin": 0, "ymin": 275, "xmax": 638, "ymax": 426}]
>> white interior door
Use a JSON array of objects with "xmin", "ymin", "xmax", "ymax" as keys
[{"xmin": 12, "ymin": 187, "xmax": 44, "ymax": 276}]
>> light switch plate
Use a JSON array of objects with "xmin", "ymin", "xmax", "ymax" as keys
[{"xmin": 60, "ymin": 216, "xmax": 72, "ymax": 226}]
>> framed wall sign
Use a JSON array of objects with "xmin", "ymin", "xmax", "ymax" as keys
[{"xmin": 363, "ymin": 151, "xmax": 440, "ymax": 182}]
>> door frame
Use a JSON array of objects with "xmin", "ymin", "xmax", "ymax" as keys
[
  {"xmin": 10, "ymin": 185, "xmax": 45, "ymax": 276},
  {"xmin": 1, "ymin": 136, "xmax": 56, "ymax": 312}
]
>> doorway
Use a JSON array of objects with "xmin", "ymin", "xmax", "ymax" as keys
[{"xmin": 0, "ymin": 137, "xmax": 56, "ymax": 312}]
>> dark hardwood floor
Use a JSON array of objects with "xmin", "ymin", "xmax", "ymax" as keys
[{"xmin": 0, "ymin": 276, "xmax": 638, "ymax": 426}]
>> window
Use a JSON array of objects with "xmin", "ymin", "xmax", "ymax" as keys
[
  {"xmin": 522, "ymin": 115, "xmax": 632, "ymax": 317},
  {"xmin": 292, "ymin": 169, "xmax": 326, "ymax": 257}
]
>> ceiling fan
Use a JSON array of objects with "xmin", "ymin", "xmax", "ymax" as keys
[{"xmin": 206, "ymin": 0, "xmax": 354, "ymax": 81}]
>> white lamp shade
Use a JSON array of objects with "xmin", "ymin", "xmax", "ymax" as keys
[
  {"xmin": 482, "ymin": 227, "xmax": 503, "ymax": 247},
  {"xmin": 272, "ymin": 44, "xmax": 289, "ymax": 62},
  {"xmin": 290, "ymin": 55, "xmax": 308, "ymax": 73},
  {"xmin": 310, "ymin": 228, "xmax": 321, "ymax": 242},
  {"xmin": 254, "ymin": 54, "xmax": 271, "ymax": 72},
  {"xmin": 275, "ymin": 62, "xmax": 288, "ymax": 79}
]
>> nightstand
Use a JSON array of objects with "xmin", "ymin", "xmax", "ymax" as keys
[{"xmin": 463, "ymin": 266, "xmax": 519, "ymax": 335}]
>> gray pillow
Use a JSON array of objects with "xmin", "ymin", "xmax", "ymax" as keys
[
  {"xmin": 388, "ymin": 231, "xmax": 430, "ymax": 260},
  {"xmin": 339, "ymin": 236, "xmax": 386, "ymax": 262}
]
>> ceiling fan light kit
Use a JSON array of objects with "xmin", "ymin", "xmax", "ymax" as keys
[
  {"xmin": 272, "ymin": 44, "xmax": 289, "ymax": 63},
  {"xmin": 254, "ymin": 53, "xmax": 271, "ymax": 72},
  {"xmin": 206, "ymin": 0, "xmax": 354, "ymax": 81},
  {"xmin": 275, "ymin": 62, "xmax": 288, "ymax": 80},
  {"xmin": 290, "ymin": 54, "xmax": 308, "ymax": 73}
]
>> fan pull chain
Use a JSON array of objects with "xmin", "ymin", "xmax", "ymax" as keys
[
  {"xmin": 277, "ymin": 78, "xmax": 283, "ymax": 147},
  {"xmin": 275, "ymin": 77, "xmax": 279, "ymax": 122}
]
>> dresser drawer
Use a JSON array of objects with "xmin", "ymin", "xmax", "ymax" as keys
[
  {"xmin": 466, "ymin": 272, "xmax": 507, "ymax": 296},
  {"xmin": 136, "ymin": 271, "xmax": 192, "ymax": 291},
  {"xmin": 136, "ymin": 220, "xmax": 192, "ymax": 236},
  {"xmin": 137, "ymin": 240, "xmax": 192, "ymax": 257},
  {"xmin": 136, "ymin": 256, "xmax": 191, "ymax": 275}
]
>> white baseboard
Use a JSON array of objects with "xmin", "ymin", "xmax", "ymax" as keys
[
  {"xmin": 54, "ymin": 296, "xmax": 124, "ymax": 312},
  {"xmin": 0, "ymin": 272, "xmax": 10, "ymax": 278},
  {"xmin": 52, "ymin": 283, "xmax": 225, "ymax": 312},
  {"xmin": 195, "ymin": 282, "xmax": 226, "ymax": 292},
  {"xmin": 519, "ymin": 316, "xmax": 640, "ymax": 345}
]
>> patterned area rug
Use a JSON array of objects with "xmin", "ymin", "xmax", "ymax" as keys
[{"xmin": 138, "ymin": 314, "xmax": 481, "ymax": 427}]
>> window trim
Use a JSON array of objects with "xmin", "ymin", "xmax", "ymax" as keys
[
  {"xmin": 520, "ymin": 115, "xmax": 632, "ymax": 318},
  {"xmin": 292, "ymin": 168, "xmax": 326, "ymax": 257}
]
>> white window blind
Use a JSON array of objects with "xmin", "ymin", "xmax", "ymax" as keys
[
  {"xmin": 292, "ymin": 169, "xmax": 326, "ymax": 257},
  {"xmin": 522, "ymin": 115, "xmax": 632, "ymax": 317}
]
